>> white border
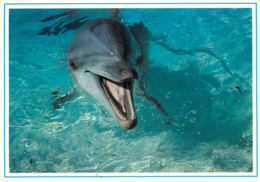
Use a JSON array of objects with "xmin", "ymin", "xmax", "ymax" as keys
[
  {"xmin": 5, "ymin": 4, "xmax": 256, "ymax": 9},
  {"xmin": 4, "ymin": 2, "xmax": 258, "ymax": 179}
]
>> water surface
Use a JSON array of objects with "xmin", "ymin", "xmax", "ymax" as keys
[{"xmin": 9, "ymin": 8, "xmax": 253, "ymax": 173}]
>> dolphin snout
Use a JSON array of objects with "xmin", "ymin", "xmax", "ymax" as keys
[
  {"xmin": 119, "ymin": 119, "xmax": 137, "ymax": 130},
  {"xmin": 120, "ymin": 68, "xmax": 139, "ymax": 81}
]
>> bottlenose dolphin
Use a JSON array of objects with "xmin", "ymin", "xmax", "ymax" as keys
[
  {"xmin": 69, "ymin": 19, "xmax": 141, "ymax": 130},
  {"xmin": 52, "ymin": 18, "xmax": 169, "ymax": 130}
]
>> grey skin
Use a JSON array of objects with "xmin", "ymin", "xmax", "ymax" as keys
[
  {"xmin": 52, "ymin": 19, "xmax": 169, "ymax": 130},
  {"xmin": 68, "ymin": 19, "xmax": 141, "ymax": 130}
]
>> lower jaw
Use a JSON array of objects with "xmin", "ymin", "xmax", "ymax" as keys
[{"xmin": 117, "ymin": 118, "xmax": 137, "ymax": 130}]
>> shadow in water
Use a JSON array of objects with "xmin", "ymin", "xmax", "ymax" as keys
[
  {"xmin": 133, "ymin": 65, "xmax": 251, "ymax": 148},
  {"xmin": 112, "ymin": 65, "xmax": 218, "ymax": 144}
]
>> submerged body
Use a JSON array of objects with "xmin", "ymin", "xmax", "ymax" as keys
[{"xmin": 68, "ymin": 19, "xmax": 141, "ymax": 130}]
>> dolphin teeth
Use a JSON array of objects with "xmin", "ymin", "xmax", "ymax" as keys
[
  {"xmin": 101, "ymin": 78, "xmax": 136, "ymax": 121},
  {"xmin": 101, "ymin": 80, "xmax": 127, "ymax": 120},
  {"xmin": 125, "ymin": 81, "xmax": 135, "ymax": 120}
]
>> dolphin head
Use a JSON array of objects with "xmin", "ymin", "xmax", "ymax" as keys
[{"xmin": 68, "ymin": 19, "xmax": 141, "ymax": 130}]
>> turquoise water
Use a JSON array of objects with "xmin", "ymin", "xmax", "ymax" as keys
[{"xmin": 9, "ymin": 8, "xmax": 253, "ymax": 173}]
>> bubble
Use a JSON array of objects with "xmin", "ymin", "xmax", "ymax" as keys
[
  {"xmin": 190, "ymin": 110, "xmax": 197, "ymax": 114},
  {"xmin": 190, "ymin": 117, "xmax": 196, "ymax": 123},
  {"xmin": 161, "ymin": 159, "xmax": 166, "ymax": 166}
]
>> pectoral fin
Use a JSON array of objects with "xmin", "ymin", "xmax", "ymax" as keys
[
  {"xmin": 130, "ymin": 22, "xmax": 168, "ymax": 117},
  {"xmin": 51, "ymin": 88, "xmax": 79, "ymax": 110},
  {"xmin": 135, "ymin": 80, "xmax": 169, "ymax": 117}
]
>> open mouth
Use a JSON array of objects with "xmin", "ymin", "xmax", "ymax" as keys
[{"xmin": 100, "ymin": 77, "xmax": 136, "ymax": 121}]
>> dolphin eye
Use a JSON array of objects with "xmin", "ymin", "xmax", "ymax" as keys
[
  {"xmin": 70, "ymin": 61, "xmax": 77, "ymax": 69},
  {"xmin": 85, "ymin": 71, "xmax": 90, "ymax": 73}
]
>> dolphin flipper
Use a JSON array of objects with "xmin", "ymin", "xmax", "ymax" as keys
[
  {"xmin": 135, "ymin": 80, "xmax": 169, "ymax": 117},
  {"xmin": 51, "ymin": 88, "xmax": 79, "ymax": 110},
  {"xmin": 129, "ymin": 22, "xmax": 169, "ymax": 117}
]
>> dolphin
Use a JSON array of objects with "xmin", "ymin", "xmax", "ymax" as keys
[
  {"xmin": 67, "ymin": 19, "xmax": 142, "ymax": 130},
  {"xmin": 51, "ymin": 18, "xmax": 169, "ymax": 130}
]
